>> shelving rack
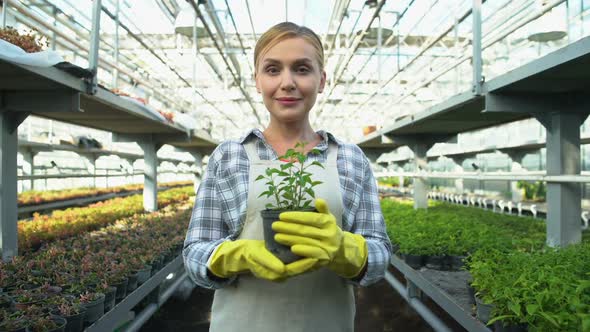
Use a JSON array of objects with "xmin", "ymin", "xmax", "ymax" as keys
[
  {"xmin": 357, "ymin": 3, "xmax": 590, "ymax": 329},
  {"xmin": 0, "ymin": 1, "xmax": 217, "ymax": 261}
]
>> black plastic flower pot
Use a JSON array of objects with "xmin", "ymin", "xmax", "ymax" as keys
[
  {"xmin": 0, "ymin": 319, "xmax": 28, "ymax": 332},
  {"xmin": 402, "ymin": 254, "xmax": 424, "ymax": 269},
  {"xmin": 11, "ymin": 293, "xmax": 47, "ymax": 311},
  {"xmin": 47, "ymin": 315, "xmax": 67, "ymax": 332},
  {"xmin": 51, "ymin": 309, "xmax": 86, "ymax": 332},
  {"xmin": 81, "ymin": 293, "xmax": 105, "ymax": 325},
  {"xmin": 126, "ymin": 273, "xmax": 139, "ymax": 293},
  {"xmin": 112, "ymin": 278, "xmax": 128, "ymax": 303},
  {"xmin": 449, "ymin": 255, "xmax": 467, "ymax": 271},
  {"xmin": 425, "ymin": 255, "xmax": 446, "ymax": 270},
  {"xmin": 150, "ymin": 257, "xmax": 163, "ymax": 274},
  {"xmin": 136, "ymin": 265, "xmax": 152, "ymax": 285},
  {"xmin": 103, "ymin": 286, "xmax": 116, "ymax": 313},
  {"xmin": 493, "ymin": 320, "xmax": 528, "ymax": 332},
  {"xmin": 260, "ymin": 209, "xmax": 303, "ymax": 264},
  {"xmin": 0, "ymin": 295, "xmax": 11, "ymax": 309},
  {"xmin": 466, "ymin": 281, "xmax": 475, "ymax": 306},
  {"xmin": 474, "ymin": 295, "xmax": 494, "ymax": 324}
]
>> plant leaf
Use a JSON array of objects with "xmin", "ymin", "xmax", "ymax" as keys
[
  {"xmin": 525, "ymin": 304, "xmax": 538, "ymax": 315},
  {"xmin": 310, "ymin": 161, "xmax": 324, "ymax": 168}
]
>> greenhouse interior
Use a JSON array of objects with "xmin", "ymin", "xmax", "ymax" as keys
[{"xmin": 0, "ymin": 0, "xmax": 589, "ymax": 331}]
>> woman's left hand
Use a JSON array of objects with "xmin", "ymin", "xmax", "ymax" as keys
[{"xmin": 273, "ymin": 198, "xmax": 368, "ymax": 279}]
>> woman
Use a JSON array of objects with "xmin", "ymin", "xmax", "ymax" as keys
[{"xmin": 183, "ymin": 22, "xmax": 392, "ymax": 332}]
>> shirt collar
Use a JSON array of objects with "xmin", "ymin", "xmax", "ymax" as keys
[{"xmin": 239, "ymin": 128, "xmax": 342, "ymax": 151}]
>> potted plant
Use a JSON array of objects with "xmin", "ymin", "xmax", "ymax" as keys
[
  {"xmin": 0, "ymin": 309, "xmax": 29, "ymax": 332},
  {"xmin": 27, "ymin": 313, "xmax": 66, "ymax": 332},
  {"xmin": 94, "ymin": 281, "xmax": 116, "ymax": 313},
  {"xmin": 78, "ymin": 291, "xmax": 105, "ymax": 325},
  {"xmin": 9, "ymin": 289, "xmax": 47, "ymax": 311},
  {"xmin": 50, "ymin": 296, "xmax": 87, "ymax": 332},
  {"xmin": 255, "ymin": 142, "xmax": 324, "ymax": 264}
]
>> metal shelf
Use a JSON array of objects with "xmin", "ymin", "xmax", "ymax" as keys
[
  {"xmin": 85, "ymin": 255, "xmax": 184, "ymax": 332},
  {"xmin": 388, "ymin": 255, "xmax": 492, "ymax": 332}
]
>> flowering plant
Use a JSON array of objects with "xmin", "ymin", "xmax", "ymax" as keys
[
  {"xmin": 0, "ymin": 26, "xmax": 47, "ymax": 52},
  {"xmin": 256, "ymin": 141, "xmax": 324, "ymax": 210}
]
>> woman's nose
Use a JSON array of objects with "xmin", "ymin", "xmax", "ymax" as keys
[{"xmin": 280, "ymin": 71, "xmax": 296, "ymax": 91}]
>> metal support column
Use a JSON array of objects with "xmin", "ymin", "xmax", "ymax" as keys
[
  {"xmin": 389, "ymin": 134, "xmax": 456, "ymax": 209},
  {"xmin": 501, "ymin": 150, "xmax": 529, "ymax": 203},
  {"xmin": 1, "ymin": 0, "xmax": 7, "ymax": 28},
  {"xmin": 472, "ymin": 0, "xmax": 483, "ymax": 95},
  {"xmin": 139, "ymin": 142, "xmax": 161, "ymax": 212},
  {"xmin": 411, "ymin": 141, "xmax": 432, "ymax": 209},
  {"xmin": 0, "ymin": 111, "xmax": 25, "ymax": 261},
  {"xmin": 112, "ymin": 0, "xmax": 120, "ymax": 88},
  {"xmin": 538, "ymin": 112, "xmax": 586, "ymax": 246},
  {"xmin": 87, "ymin": 0, "xmax": 102, "ymax": 94},
  {"xmin": 18, "ymin": 147, "xmax": 35, "ymax": 192},
  {"xmin": 122, "ymin": 158, "xmax": 134, "ymax": 185},
  {"xmin": 486, "ymin": 92, "xmax": 589, "ymax": 246},
  {"xmin": 449, "ymin": 156, "xmax": 468, "ymax": 195},
  {"xmin": 81, "ymin": 154, "xmax": 97, "ymax": 188}
]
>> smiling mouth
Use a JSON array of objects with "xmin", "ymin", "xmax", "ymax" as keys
[{"xmin": 275, "ymin": 98, "xmax": 302, "ymax": 106}]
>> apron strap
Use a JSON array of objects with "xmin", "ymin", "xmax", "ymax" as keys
[
  {"xmin": 243, "ymin": 140, "xmax": 260, "ymax": 163},
  {"xmin": 326, "ymin": 142, "xmax": 338, "ymax": 165}
]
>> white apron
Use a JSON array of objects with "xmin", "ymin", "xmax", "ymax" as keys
[{"xmin": 209, "ymin": 140, "xmax": 355, "ymax": 332}]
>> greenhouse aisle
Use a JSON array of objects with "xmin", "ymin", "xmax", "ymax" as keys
[{"xmin": 140, "ymin": 266, "xmax": 467, "ymax": 332}]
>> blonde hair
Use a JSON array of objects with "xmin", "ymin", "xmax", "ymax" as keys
[{"xmin": 254, "ymin": 22, "xmax": 324, "ymax": 74}]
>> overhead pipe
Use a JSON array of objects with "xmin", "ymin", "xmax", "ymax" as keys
[
  {"xmin": 355, "ymin": 0, "xmax": 476, "ymax": 110},
  {"xmin": 223, "ymin": 0, "xmax": 255, "ymax": 76},
  {"xmin": 244, "ymin": 0, "xmax": 257, "ymax": 44},
  {"xmin": 188, "ymin": 0, "xmax": 264, "ymax": 127},
  {"xmin": 373, "ymin": 0, "xmax": 564, "ymax": 113},
  {"xmin": 324, "ymin": 0, "xmax": 414, "ymax": 113},
  {"xmin": 323, "ymin": 0, "xmax": 348, "ymax": 57},
  {"xmin": 33, "ymin": 0, "xmax": 145, "ymax": 81},
  {"xmin": 202, "ymin": 0, "xmax": 261, "ymax": 123},
  {"xmin": 32, "ymin": 0, "xmax": 192, "ymax": 108},
  {"xmin": 101, "ymin": 6, "xmax": 193, "ymax": 89},
  {"xmin": 314, "ymin": 0, "xmax": 386, "ymax": 120},
  {"xmin": 357, "ymin": 0, "xmax": 550, "ymax": 113},
  {"xmin": 155, "ymin": 0, "xmax": 176, "ymax": 24}
]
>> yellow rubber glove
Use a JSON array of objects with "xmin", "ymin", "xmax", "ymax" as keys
[
  {"xmin": 273, "ymin": 199, "xmax": 368, "ymax": 279},
  {"xmin": 208, "ymin": 239, "xmax": 319, "ymax": 282}
]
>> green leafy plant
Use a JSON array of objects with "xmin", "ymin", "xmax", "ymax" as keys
[
  {"xmin": 516, "ymin": 181, "xmax": 546, "ymax": 201},
  {"xmin": 256, "ymin": 141, "xmax": 324, "ymax": 210}
]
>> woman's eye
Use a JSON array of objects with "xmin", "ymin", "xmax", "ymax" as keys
[
  {"xmin": 296, "ymin": 66, "xmax": 310, "ymax": 73},
  {"xmin": 265, "ymin": 67, "xmax": 279, "ymax": 74}
]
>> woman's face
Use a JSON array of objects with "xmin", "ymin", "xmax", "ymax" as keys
[{"xmin": 255, "ymin": 37, "xmax": 326, "ymax": 124}]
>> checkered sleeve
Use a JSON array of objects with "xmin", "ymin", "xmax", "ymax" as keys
[
  {"xmin": 183, "ymin": 143, "xmax": 237, "ymax": 289},
  {"xmin": 350, "ymin": 147, "xmax": 392, "ymax": 287}
]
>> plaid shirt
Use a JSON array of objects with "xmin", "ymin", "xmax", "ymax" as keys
[{"xmin": 183, "ymin": 129, "xmax": 392, "ymax": 289}]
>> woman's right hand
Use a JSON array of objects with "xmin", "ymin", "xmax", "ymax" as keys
[{"xmin": 207, "ymin": 239, "xmax": 318, "ymax": 282}]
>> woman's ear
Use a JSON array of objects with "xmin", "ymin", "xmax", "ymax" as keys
[
  {"xmin": 318, "ymin": 70, "xmax": 327, "ymax": 93},
  {"xmin": 252, "ymin": 73, "xmax": 260, "ymax": 93},
  {"xmin": 254, "ymin": 73, "xmax": 261, "ymax": 93}
]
